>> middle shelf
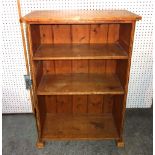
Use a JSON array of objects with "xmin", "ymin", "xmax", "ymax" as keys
[
  {"xmin": 33, "ymin": 43, "xmax": 128, "ymax": 60},
  {"xmin": 37, "ymin": 73, "xmax": 124, "ymax": 95}
]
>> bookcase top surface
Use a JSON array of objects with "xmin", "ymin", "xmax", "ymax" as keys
[{"xmin": 21, "ymin": 10, "xmax": 141, "ymax": 24}]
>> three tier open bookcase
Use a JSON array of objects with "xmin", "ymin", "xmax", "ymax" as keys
[{"xmin": 18, "ymin": 4, "xmax": 141, "ymax": 148}]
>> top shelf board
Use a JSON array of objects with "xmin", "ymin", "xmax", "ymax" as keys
[{"xmin": 21, "ymin": 10, "xmax": 142, "ymax": 24}]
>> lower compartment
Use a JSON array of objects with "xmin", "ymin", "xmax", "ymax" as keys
[
  {"xmin": 37, "ymin": 95, "xmax": 124, "ymax": 140},
  {"xmin": 42, "ymin": 113, "xmax": 119, "ymax": 140}
]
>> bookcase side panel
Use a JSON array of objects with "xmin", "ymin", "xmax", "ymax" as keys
[
  {"xmin": 114, "ymin": 22, "xmax": 136, "ymax": 137},
  {"xmin": 27, "ymin": 24, "xmax": 43, "ymax": 141}
]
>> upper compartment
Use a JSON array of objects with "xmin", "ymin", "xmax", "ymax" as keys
[
  {"xmin": 21, "ymin": 10, "xmax": 142, "ymax": 24},
  {"xmin": 29, "ymin": 23, "xmax": 134, "ymax": 60}
]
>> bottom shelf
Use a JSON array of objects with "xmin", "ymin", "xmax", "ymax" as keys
[{"xmin": 41, "ymin": 113, "xmax": 119, "ymax": 140}]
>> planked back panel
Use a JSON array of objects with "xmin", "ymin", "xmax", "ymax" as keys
[
  {"xmin": 39, "ymin": 24, "xmax": 120, "ymax": 44},
  {"xmin": 44, "ymin": 95, "xmax": 115, "ymax": 115},
  {"xmin": 35, "ymin": 23, "xmax": 121, "ymax": 115}
]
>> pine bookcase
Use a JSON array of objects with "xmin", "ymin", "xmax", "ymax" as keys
[{"xmin": 19, "ymin": 9, "xmax": 141, "ymax": 148}]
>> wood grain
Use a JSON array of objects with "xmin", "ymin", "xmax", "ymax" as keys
[
  {"xmin": 103, "ymin": 95, "xmax": 113, "ymax": 113},
  {"xmin": 89, "ymin": 60, "xmax": 106, "ymax": 74},
  {"xmin": 27, "ymin": 25, "xmax": 43, "ymax": 141},
  {"xmin": 105, "ymin": 60, "xmax": 116, "ymax": 74},
  {"xmin": 72, "ymin": 25, "xmax": 90, "ymax": 43},
  {"xmin": 55, "ymin": 60, "xmax": 72, "ymax": 74},
  {"xmin": 40, "ymin": 25, "xmax": 53, "ymax": 44},
  {"xmin": 45, "ymin": 96, "xmax": 57, "ymax": 113},
  {"xmin": 90, "ymin": 24, "xmax": 108, "ymax": 43},
  {"xmin": 73, "ymin": 96, "xmax": 88, "ymax": 114},
  {"xmin": 37, "ymin": 73, "xmax": 124, "ymax": 95},
  {"xmin": 42, "ymin": 113, "xmax": 119, "ymax": 140},
  {"xmin": 37, "ymin": 96, "xmax": 46, "ymax": 137},
  {"xmin": 35, "ymin": 61, "xmax": 43, "ymax": 87},
  {"xmin": 118, "ymin": 22, "xmax": 136, "ymax": 139},
  {"xmin": 72, "ymin": 60, "xmax": 89, "ymax": 73},
  {"xmin": 21, "ymin": 10, "xmax": 142, "ymax": 24},
  {"xmin": 113, "ymin": 95, "xmax": 123, "ymax": 136},
  {"xmin": 88, "ymin": 95, "xmax": 103, "ymax": 114},
  {"xmin": 119, "ymin": 23, "xmax": 132, "ymax": 51},
  {"xmin": 57, "ymin": 96, "xmax": 72, "ymax": 113},
  {"xmin": 43, "ymin": 61, "xmax": 55, "ymax": 74},
  {"xmin": 30, "ymin": 25, "xmax": 41, "ymax": 52},
  {"xmin": 33, "ymin": 43, "xmax": 128, "ymax": 60},
  {"xmin": 53, "ymin": 25, "xmax": 71, "ymax": 43},
  {"xmin": 108, "ymin": 24, "xmax": 120, "ymax": 43}
]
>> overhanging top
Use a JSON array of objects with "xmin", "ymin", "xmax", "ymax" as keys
[{"xmin": 21, "ymin": 10, "xmax": 142, "ymax": 24}]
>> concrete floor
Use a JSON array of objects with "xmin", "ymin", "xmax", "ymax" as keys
[{"xmin": 2, "ymin": 109, "xmax": 152, "ymax": 155}]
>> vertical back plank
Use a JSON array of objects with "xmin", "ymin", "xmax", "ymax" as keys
[
  {"xmin": 89, "ymin": 60, "xmax": 106, "ymax": 74},
  {"xmin": 108, "ymin": 24, "xmax": 120, "ymax": 43},
  {"xmin": 57, "ymin": 96, "xmax": 72, "ymax": 113},
  {"xmin": 90, "ymin": 24, "xmax": 108, "ymax": 43},
  {"xmin": 43, "ymin": 61, "xmax": 55, "ymax": 74},
  {"xmin": 53, "ymin": 24, "xmax": 72, "ymax": 74},
  {"xmin": 73, "ymin": 96, "xmax": 87, "ymax": 114},
  {"xmin": 72, "ymin": 60, "xmax": 88, "ymax": 73},
  {"xmin": 103, "ymin": 95, "xmax": 113, "ymax": 113},
  {"xmin": 40, "ymin": 25, "xmax": 53, "ymax": 44},
  {"xmin": 53, "ymin": 25, "xmax": 71, "ymax": 43},
  {"xmin": 53, "ymin": 25, "xmax": 72, "ymax": 113},
  {"xmin": 72, "ymin": 59, "xmax": 88, "ymax": 114},
  {"xmin": 45, "ymin": 96, "xmax": 57, "ymax": 113},
  {"xmin": 89, "ymin": 25, "xmax": 107, "ymax": 114},
  {"xmin": 88, "ymin": 95, "xmax": 103, "ymax": 114},
  {"xmin": 55, "ymin": 60, "xmax": 72, "ymax": 74},
  {"xmin": 72, "ymin": 25, "xmax": 90, "ymax": 43},
  {"xmin": 105, "ymin": 60, "xmax": 116, "ymax": 74},
  {"xmin": 71, "ymin": 25, "xmax": 90, "ymax": 114}
]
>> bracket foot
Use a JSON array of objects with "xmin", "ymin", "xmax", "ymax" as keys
[
  {"xmin": 116, "ymin": 138, "xmax": 125, "ymax": 148},
  {"xmin": 36, "ymin": 140, "xmax": 45, "ymax": 149}
]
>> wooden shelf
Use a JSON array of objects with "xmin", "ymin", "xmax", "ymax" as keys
[
  {"xmin": 33, "ymin": 43, "xmax": 128, "ymax": 60},
  {"xmin": 37, "ymin": 73, "xmax": 124, "ymax": 95},
  {"xmin": 42, "ymin": 113, "xmax": 119, "ymax": 140},
  {"xmin": 21, "ymin": 10, "xmax": 142, "ymax": 24}
]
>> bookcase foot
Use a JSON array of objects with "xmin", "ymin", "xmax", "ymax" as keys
[
  {"xmin": 116, "ymin": 138, "xmax": 125, "ymax": 148},
  {"xmin": 36, "ymin": 140, "xmax": 45, "ymax": 149}
]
